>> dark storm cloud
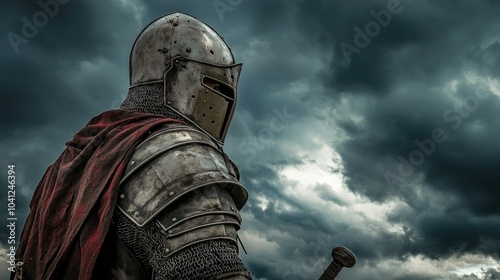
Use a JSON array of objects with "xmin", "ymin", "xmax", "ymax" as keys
[
  {"xmin": 1, "ymin": 0, "xmax": 144, "ymax": 128},
  {"xmin": 1, "ymin": 0, "xmax": 499, "ymax": 279},
  {"xmin": 294, "ymin": 0, "xmax": 500, "ymax": 94},
  {"xmin": 1, "ymin": 1, "xmax": 144, "ymax": 245},
  {"xmin": 288, "ymin": 0, "xmax": 500, "ymax": 264}
]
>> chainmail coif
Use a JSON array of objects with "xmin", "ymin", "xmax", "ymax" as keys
[
  {"xmin": 115, "ymin": 84, "xmax": 249, "ymax": 279},
  {"xmin": 119, "ymin": 83, "xmax": 189, "ymax": 122}
]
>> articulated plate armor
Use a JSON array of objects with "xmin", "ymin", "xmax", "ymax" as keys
[
  {"xmin": 112, "ymin": 123, "xmax": 250, "ymax": 279},
  {"xmin": 115, "ymin": 123, "xmax": 250, "ymax": 279},
  {"xmin": 114, "ymin": 12, "xmax": 251, "ymax": 279},
  {"xmin": 117, "ymin": 123, "xmax": 247, "ymax": 227}
]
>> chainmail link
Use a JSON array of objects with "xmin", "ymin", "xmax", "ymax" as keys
[
  {"xmin": 114, "ymin": 210, "xmax": 249, "ymax": 280},
  {"xmin": 119, "ymin": 83, "xmax": 189, "ymax": 122}
]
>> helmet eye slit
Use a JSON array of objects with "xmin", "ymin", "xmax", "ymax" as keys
[
  {"xmin": 130, "ymin": 13, "xmax": 242, "ymax": 143},
  {"xmin": 202, "ymin": 76, "xmax": 234, "ymax": 100}
]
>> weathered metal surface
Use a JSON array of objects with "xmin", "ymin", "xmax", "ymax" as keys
[
  {"xmin": 151, "ymin": 184, "xmax": 242, "ymax": 258},
  {"xmin": 156, "ymin": 184, "xmax": 241, "ymax": 234},
  {"xmin": 129, "ymin": 12, "xmax": 242, "ymax": 143},
  {"xmin": 318, "ymin": 246, "xmax": 356, "ymax": 280},
  {"xmin": 117, "ymin": 123, "xmax": 248, "ymax": 227}
]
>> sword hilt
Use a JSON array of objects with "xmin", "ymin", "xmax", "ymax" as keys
[{"xmin": 318, "ymin": 246, "xmax": 356, "ymax": 280}]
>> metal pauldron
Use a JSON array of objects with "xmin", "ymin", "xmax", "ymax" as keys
[{"xmin": 117, "ymin": 123, "xmax": 248, "ymax": 257}]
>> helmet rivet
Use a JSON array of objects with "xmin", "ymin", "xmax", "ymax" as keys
[
  {"xmin": 163, "ymin": 48, "xmax": 168, "ymax": 53},
  {"xmin": 205, "ymin": 90, "xmax": 208, "ymax": 93},
  {"xmin": 181, "ymin": 63, "xmax": 186, "ymax": 67},
  {"xmin": 174, "ymin": 59, "xmax": 179, "ymax": 64},
  {"xmin": 186, "ymin": 47, "xmax": 191, "ymax": 52}
]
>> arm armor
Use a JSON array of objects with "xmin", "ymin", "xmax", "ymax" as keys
[{"xmin": 116, "ymin": 123, "xmax": 248, "ymax": 258}]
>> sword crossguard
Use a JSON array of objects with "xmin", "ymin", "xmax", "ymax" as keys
[{"xmin": 318, "ymin": 246, "xmax": 356, "ymax": 280}]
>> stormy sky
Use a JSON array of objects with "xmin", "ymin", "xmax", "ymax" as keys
[{"xmin": 1, "ymin": 0, "xmax": 500, "ymax": 279}]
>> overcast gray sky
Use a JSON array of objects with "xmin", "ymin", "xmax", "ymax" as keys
[{"xmin": 1, "ymin": 0, "xmax": 500, "ymax": 279}]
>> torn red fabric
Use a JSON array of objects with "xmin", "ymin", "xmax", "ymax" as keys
[{"xmin": 13, "ymin": 110, "xmax": 179, "ymax": 280}]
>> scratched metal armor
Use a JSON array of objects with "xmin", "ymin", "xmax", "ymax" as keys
[{"xmin": 114, "ymin": 13, "xmax": 251, "ymax": 279}]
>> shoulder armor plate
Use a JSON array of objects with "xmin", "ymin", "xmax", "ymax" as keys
[{"xmin": 117, "ymin": 123, "xmax": 248, "ymax": 227}]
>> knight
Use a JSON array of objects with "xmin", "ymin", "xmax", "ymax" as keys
[
  {"xmin": 13, "ymin": 12, "xmax": 251, "ymax": 280},
  {"xmin": 111, "ymin": 12, "xmax": 251, "ymax": 279}
]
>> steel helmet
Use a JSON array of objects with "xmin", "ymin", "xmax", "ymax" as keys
[{"xmin": 129, "ymin": 12, "xmax": 242, "ymax": 144}]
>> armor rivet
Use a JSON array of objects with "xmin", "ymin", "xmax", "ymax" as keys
[
  {"xmin": 186, "ymin": 47, "xmax": 191, "ymax": 52},
  {"xmin": 217, "ymin": 205, "xmax": 222, "ymax": 210},
  {"xmin": 163, "ymin": 48, "xmax": 168, "ymax": 53},
  {"xmin": 181, "ymin": 62, "xmax": 186, "ymax": 67},
  {"xmin": 169, "ymin": 191, "xmax": 175, "ymax": 196},
  {"xmin": 134, "ymin": 211, "xmax": 140, "ymax": 217},
  {"xmin": 172, "ymin": 217, "xmax": 177, "ymax": 222},
  {"xmin": 120, "ymin": 194, "xmax": 125, "ymax": 199},
  {"xmin": 130, "ymin": 160, "xmax": 135, "ymax": 165},
  {"xmin": 175, "ymin": 59, "xmax": 179, "ymax": 63},
  {"xmin": 167, "ymin": 101, "xmax": 171, "ymax": 105},
  {"xmin": 203, "ymin": 100, "xmax": 206, "ymax": 103},
  {"xmin": 205, "ymin": 90, "xmax": 209, "ymax": 93},
  {"xmin": 168, "ymin": 230, "xmax": 173, "ymax": 234},
  {"xmin": 165, "ymin": 248, "xmax": 170, "ymax": 253}
]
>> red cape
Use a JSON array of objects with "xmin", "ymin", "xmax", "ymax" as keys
[{"xmin": 14, "ymin": 110, "xmax": 179, "ymax": 280}]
